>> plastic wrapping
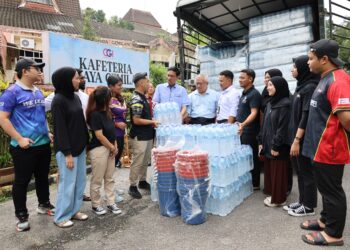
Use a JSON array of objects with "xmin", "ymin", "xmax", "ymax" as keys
[
  {"xmin": 210, "ymin": 145, "xmax": 253, "ymax": 187},
  {"xmin": 249, "ymin": 25, "xmax": 314, "ymax": 52},
  {"xmin": 153, "ymin": 102, "xmax": 182, "ymax": 125},
  {"xmin": 206, "ymin": 172, "xmax": 253, "ymax": 216},
  {"xmin": 249, "ymin": 43, "xmax": 310, "ymax": 69},
  {"xmin": 152, "ymin": 147, "xmax": 181, "ymax": 217},
  {"xmin": 249, "ymin": 6, "xmax": 313, "ymax": 36},
  {"xmin": 175, "ymin": 150, "xmax": 210, "ymax": 225}
]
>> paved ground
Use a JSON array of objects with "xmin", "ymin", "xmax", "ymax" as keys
[{"xmin": 0, "ymin": 166, "xmax": 349, "ymax": 250}]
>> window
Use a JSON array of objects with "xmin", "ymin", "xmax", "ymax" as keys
[
  {"xmin": 19, "ymin": 50, "xmax": 43, "ymax": 63},
  {"xmin": 28, "ymin": 0, "xmax": 53, "ymax": 5}
]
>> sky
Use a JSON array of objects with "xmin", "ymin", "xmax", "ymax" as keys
[{"xmin": 80, "ymin": 0, "xmax": 180, "ymax": 33}]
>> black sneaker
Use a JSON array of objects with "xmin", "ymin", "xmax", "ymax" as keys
[
  {"xmin": 115, "ymin": 160, "xmax": 122, "ymax": 169},
  {"xmin": 129, "ymin": 186, "xmax": 142, "ymax": 199},
  {"xmin": 138, "ymin": 181, "xmax": 151, "ymax": 191},
  {"xmin": 16, "ymin": 215, "xmax": 30, "ymax": 232},
  {"xmin": 37, "ymin": 202, "xmax": 55, "ymax": 216},
  {"xmin": 288, "ymin": 205, "xmax": 315, "ymax": 217},
  {"xmin": 283, "ymin": 202, "xmax": 301, "ymax": 211}
]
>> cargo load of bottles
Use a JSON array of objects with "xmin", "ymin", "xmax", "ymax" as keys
[{"xmin": 151, "ymin": 123, "xmax": 254, "ymax": 224}]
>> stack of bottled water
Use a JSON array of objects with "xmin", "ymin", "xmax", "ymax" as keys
[
  {"xmin": 154, "ymin": 124, "xmax": 253, "ymax": 217},
  {"xmin": 153, "ymin": 102, "xmax": 182, "ymax": 125},
  {"xmin": 248, "ymin": 5, "xmax": 314, "ymax": 93}
]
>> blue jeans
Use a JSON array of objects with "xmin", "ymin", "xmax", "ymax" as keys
[{"xmin": 54, "ymin": 150, "xmax": 86, "ymax": 223}]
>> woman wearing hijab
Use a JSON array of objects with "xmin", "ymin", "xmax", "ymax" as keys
[
  {"xmin": 51, "ymin": 67, "xmax": 89, "ymax": 228},
  {"xmin": 261, "ymin": 69, "xmax": 283, "ymax": 113},
  {"xmin": 258, "ymin": 76, "xmax": 291, "ymax": 207},
  {"xmin": 86, "ymin": 86, "xmax": 122, "ymax": 216},
  {"xmin": 283, "ymin": 55, "xmax": 319, "ymax": 216},
  {"xmin": 107, "ymin": 75, "xmax": 127, "ymax": 169}
]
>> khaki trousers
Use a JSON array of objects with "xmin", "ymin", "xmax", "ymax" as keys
[
  {"xmin": 89, "ymin": 146, "xmax": 115, "ymax": 207},
  {"xmin": 129, "ymin": 138, "xmax": 153, "ymax": 186}
]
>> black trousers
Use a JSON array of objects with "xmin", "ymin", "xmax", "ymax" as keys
[
  {"xmin": 313, "ymin": 162, "xmax": 346, "ymax": 238},
  {"xmin": 241, "ymin": 133, "xmax": 260, "ymax": 187},
  {"xmin": 291, "ymin": 155, "xmax": 317, "ymax": 208},
  {"xmin": 115, "ymin": 136, "xmax": 125, "ymax": 165},
  {"xmin": 10, "ymin": 143, "xmax": 51, "ymax": 218}
]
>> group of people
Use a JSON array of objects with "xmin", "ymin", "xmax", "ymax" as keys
[{"xmin": 0, "ymin": 38, "xmax": 349, "ymax": 247}]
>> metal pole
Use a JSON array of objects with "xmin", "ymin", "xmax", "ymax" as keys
[
  {"xmin": 329, "ymin": 0, "xmax": 333, "ymax": 39},
  {"xmin": 176, "ymin": 7, "xmax": 185, "ymax": 86}
]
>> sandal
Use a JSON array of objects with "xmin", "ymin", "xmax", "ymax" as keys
[
  {"xmin": 54, "ymin": 220, "xmax": 74, "ymax": 228},
  {"xmin": 302, "ymin": 232, "xmax": 344, "ymax": 246},
  {"xmin": 300, "ymin": 219, "xmax": 324, "ymax": 231},
  {"xmin": 72, "ymin": 212, "xmax": 88, "ymax": 221}
]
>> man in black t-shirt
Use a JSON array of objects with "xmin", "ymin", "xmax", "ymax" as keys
[
  {"xmin": 128, "ymin": 73, "xmax": 159, "ymax": 199},
  {"xmin": 236, "ymin": 69, "xmax": 262, "ymax": 190}
]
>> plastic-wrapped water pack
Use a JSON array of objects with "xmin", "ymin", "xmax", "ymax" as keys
[
  {"xmin": 249, "ymin": 25, "xmax": 313, "ymax": 52},
  {"xmin": 249, "ymin": 5, "xmax": 313, "ymax": 36}
]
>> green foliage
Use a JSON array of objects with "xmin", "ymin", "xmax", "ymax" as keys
[
  {"xmin": 82, "ymin": 15, "xmax": 98, "ymax": 41},
  {"xmin": 83, "ymin": 7, "xmax": 106, "ymax": 23},
  {"xmin": 109, "ymin": 16, "xmax": 134, "ymax": 30},
  {"xmin": 184, "ymin": 25, "xmax": 210, "ymax": 46},
  {"xmin": 333, "ymin": 19, "xmax": 350, "ymax": 67},
  {"xmin": 0, "ymin": 151, "xmax": 11, "ymax": 168},
  {"xmin": 150, "ymin": 62, "xmax": 167, "ymax": 86}
]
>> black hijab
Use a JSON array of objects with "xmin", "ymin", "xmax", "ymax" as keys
[
  {"xmin": 269, "ymin": 76, "xmax": 290, "ymax": 105},
  {"xmin": 261, "ymin": 68, "xmax": 283, "ymax": 111},
  {"xmin": 52, "ymin": 67, "xmax": 77, "ymax": 99},
  {"xmin": 293, "ymin": 55, "xmax": 320, "ymax": 92}
]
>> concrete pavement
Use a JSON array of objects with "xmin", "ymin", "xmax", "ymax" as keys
[{"xmin": 0, "ymin": 166, "xmax": 349, "ymax": 250}]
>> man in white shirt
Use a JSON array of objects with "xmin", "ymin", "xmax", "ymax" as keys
[{"xmin": 216, "ymin": 70, "xmax": 241, "ymax": 123}]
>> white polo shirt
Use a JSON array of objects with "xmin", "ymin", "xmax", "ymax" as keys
[{"xmin": 217, "ymin": 85, "xmax": 241, "ymax": 120}]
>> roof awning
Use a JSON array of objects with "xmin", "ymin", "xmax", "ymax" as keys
[{"xmin": 175, "ymin": 0, "xmax": 320, "ymax": 41}]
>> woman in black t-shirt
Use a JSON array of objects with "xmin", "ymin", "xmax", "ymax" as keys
[{"xmin": 86, "ymin": 86, "xmax": 122, "ymax": 216}]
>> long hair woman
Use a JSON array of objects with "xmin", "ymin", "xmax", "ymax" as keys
[
  {"xmin": 258, "ymin": 76, "xmax": 291, "ymax": 207},
  {"xmin": 86, "ymin": 86, "xmax": 121, "ymax": 216},
  {"xmin": 52, "ymin": 67, "xmax": 89, "ymax": 228},
  {"xmin": 107, "ymin": 75, "xmax": 127, "ymax": 169}
]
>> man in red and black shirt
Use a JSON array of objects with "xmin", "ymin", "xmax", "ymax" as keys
[{"xmin": 301, "ymin": 39, "xmax": 350, "ymax": 246}]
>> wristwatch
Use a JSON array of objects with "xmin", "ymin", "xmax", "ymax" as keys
[{"xmin": 295, "ymin": 136, "xmax": 301, "ymax": 142}]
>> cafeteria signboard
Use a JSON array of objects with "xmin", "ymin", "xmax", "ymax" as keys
[{"xmin": 42, "ymin": 32, "xmax": 149, "ymax": 88}]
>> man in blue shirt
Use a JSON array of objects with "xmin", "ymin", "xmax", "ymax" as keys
[
  {"xmin": 187, "ymin": 74, "xmax": 219, "ymax": 125},
  {"xmin": 153, "ymin": 67, "xmax": 190, "ymax": 120},
  {"xmin": 0, "ymin": 58, "xmax": 55, "ymax": 232}
]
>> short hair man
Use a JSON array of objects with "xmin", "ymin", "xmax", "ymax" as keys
[
  {"xmin": 129, "ymin": 73, "xmax": 159, "ymax": 199},
  {"xmin": 236, "ymin": 69, "xmax": 262, "ymax": 190},
  {"xmin": 152, "ymin": 67, "xmax": 190, "ymax": 120},
  {"xmin": 301, "ymin": 39, "xmax": 350, "ymax": 246},
  {"xmin": 187, "ymin": 74, "xmax": 219, "ymax": 125},
  {"xmin": 216, "ymin": 70, "xmax": 241, "ymax": 123},
  {"xmin": 0, "ymin": 58, "xmax": 55, "ymax": 232}
]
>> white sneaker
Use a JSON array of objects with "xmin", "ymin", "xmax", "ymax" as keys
[{"xmin": 264, "ymin": 197, "xmax": 286, "ymax": 207}]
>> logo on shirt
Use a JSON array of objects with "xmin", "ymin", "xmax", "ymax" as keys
[
  {"xmin": 242, "ymin": 96, "xmax": 247, "ymax": 103},
  {"xmin": 317, "ymin": 88, "xmax": 322, "ymax": 93},
  {"xmin": 22, "ymin": 99, "xmax": 45, "ymax": 108},
  {"xmin": 310, "ymin": 100, "xmax": 317, "ymax": 108},
  {"xmin": 338, "ymin": 98, "xmax": 350, "ymax": 105},
  {"xmin": 0, "ymin": 101, "xmax": 4, "ymax": 107}
]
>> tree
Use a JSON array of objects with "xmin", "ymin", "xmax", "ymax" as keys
[
  {"xmin": 83, "ymin": 7, "xmax": 106, "ymax": 23},
  {"xmin": 333, "ymin": 19, "xmax": 350, "ymax": 68},
  {"xmin": 108, "ymin": 16, "xmax": 134, "ymax": 30},
  {"xmin": 82, "ymin": 15, "xmax": 98, "ymax": 41},
  {"xmin": 150, "ymin": 62, "xmax": 167, "ymax": 86}
]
